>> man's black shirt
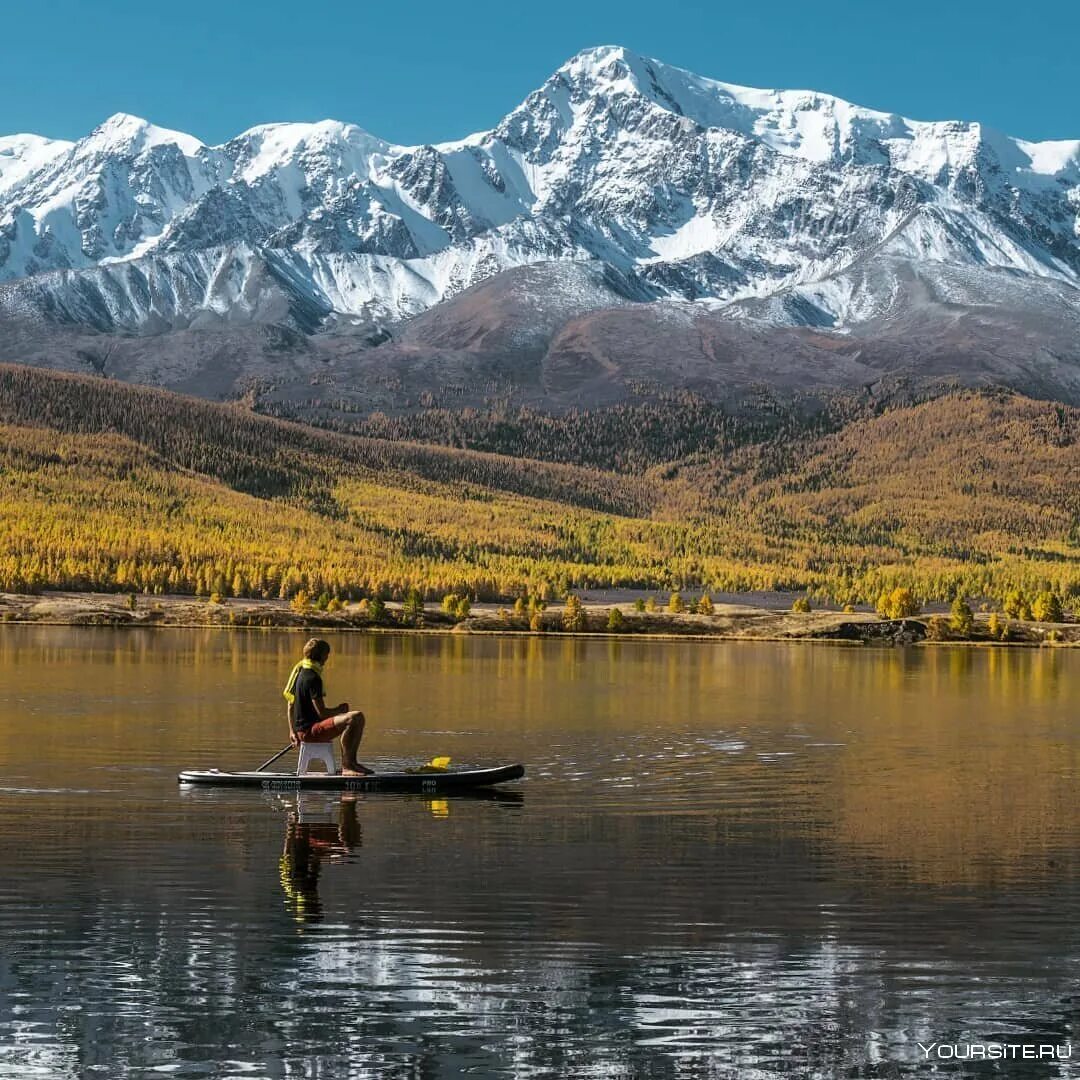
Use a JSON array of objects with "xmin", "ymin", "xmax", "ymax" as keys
[{"xmin": 290, "ymin": 668, "xmax": 324, "ymax": 731}]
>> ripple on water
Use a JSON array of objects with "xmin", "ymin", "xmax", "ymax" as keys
[{"xmin": 2, "ymin": 632, "xmax": 1080, "ymax": 1076}]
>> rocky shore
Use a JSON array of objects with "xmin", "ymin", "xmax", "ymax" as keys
[{"xmin": 1, "ymin": 592, "xmax": 1076, "ymax": 646}]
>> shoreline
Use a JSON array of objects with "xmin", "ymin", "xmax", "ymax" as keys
[
  {"xmin": 6, "ymin": 621, "xmax": 1077, "ymax": 648},
  {"xmin": 2, "ymin": 592, "xmax": 1076, "ymax": 647}
]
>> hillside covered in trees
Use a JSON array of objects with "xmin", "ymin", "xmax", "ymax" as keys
[{"xmin": 1, "ymin": 364, "xmax": 1078, "ymax": 610}]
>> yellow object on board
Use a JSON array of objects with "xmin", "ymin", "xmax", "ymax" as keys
[{"xmin": 405, "ymin": 756, "xmax": 452, "ymax": 774}]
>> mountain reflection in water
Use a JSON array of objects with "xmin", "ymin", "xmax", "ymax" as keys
[{"xmin": 1, "ymin": 627, "xmax": 1079, "ymax": 1076}]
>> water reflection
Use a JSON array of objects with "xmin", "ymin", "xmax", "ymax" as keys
[
  {"xmin": 278, "ymin": 795, "xmax": 362, "ymax": 924},
  {"xmin": 2, "ymin": 628, "xmax": 1080, "ymax": 1076}
]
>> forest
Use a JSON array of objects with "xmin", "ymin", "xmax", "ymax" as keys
[{"xmin": 2, "ymin": 364, "xmax": 1078, "ymax": 610}]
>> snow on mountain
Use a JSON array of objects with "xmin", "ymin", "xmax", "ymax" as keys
[
  {"xmin": 0, "ymin": 134, "xmax": 74, "ymax": 198},
  {"xmin": 1, "ymin": 45, "xmax": 1078, "ymax": 335}
]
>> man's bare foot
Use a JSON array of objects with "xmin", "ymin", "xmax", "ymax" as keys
[{"xmin": 342, "ymin": 764, "xmax": 374, "ymax": 776}]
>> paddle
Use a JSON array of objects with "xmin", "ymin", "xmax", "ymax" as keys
[{"xmin": 256, "ymin": 743, "xmax": 295, "ymax": 772}]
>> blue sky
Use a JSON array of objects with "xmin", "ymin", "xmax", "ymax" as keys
[{"xmin": 5, "ymin": 0, "xmax": 1078, "ymax": 144}]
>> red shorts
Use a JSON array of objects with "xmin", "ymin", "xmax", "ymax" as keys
[{"xmin": 296, "ymin": 718, "xmax": 340, "ymax": 743}]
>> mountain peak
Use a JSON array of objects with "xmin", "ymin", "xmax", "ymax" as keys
[
  {"xmin": 0, "ymin": 48, "xmax": 1076, "ymax": 336},
  {"xmin": 555, "ymin": 45, "xmax": 678, "ymax": 103},
  {"xmin": 558, "ymin": 44, "xmax": 637, "ymax": 76},
  {"xmin": 234, "ymin": 118, "xmax": 387, "ymax": 149},
  {"xmin": 534, "ymin": 48, "xmax": 960, "ymax": 167},
  {"xmin": 227, "ymin": 119, "xmax": 392, "ymax": 185},
  {"xmin": 0, "ymin": 132, "xmax": 74, "ymax": 197},
  {"xmin": 82, "ymin": 112, "xmax": 205, "ymax": 157},
  {"xmin": 101, "ymin": 111, "xmax": 151, "ymax": 129}
]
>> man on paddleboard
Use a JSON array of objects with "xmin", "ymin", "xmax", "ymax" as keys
[{"xmin": 283, "ymin": 638, "xmax": 373, "ymax": 776}]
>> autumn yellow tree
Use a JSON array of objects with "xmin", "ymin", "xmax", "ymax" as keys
[
  {"xmin": 1032, "ymin": 591, "xmax": 1063, "ymax": 622},
  {"xmin": 949, "ymin": 597, "xmax": 974, "ymax": 635},
  {"xmin": 877, "ymin": 588, "xmax": 920, "ymax": 619},
  {"xmin": 562, "ymin": 594, "xmax": 586, "ymax": 632}
]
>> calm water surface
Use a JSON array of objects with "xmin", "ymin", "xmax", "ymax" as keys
[{"xmin": 1, "ymin": 628, "xmax": 1079, "ymax": 1078}]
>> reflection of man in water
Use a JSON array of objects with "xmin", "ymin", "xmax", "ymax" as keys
[{"xmin": 279, "ymin": 796, "xmax": 361, "ymax": 923}]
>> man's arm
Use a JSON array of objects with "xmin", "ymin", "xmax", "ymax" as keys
[
  {"xmin": 312, "ymin": 696, "xmax": 350, "ymax": 721},
  {"xmin": 286, "ymin": 705, "xmax": 298, "ymax": 745}
]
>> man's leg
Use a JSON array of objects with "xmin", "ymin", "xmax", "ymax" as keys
[{"xmin": 337, "ymin": 711, "xmax": 370, "ymax": 775}]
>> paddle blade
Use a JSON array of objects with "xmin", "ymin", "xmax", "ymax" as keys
[{"xmin": 404, "ymin": 755, "xmax": 452, "ymax": 774}]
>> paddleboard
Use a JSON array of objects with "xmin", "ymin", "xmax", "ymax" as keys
[{"xmin": 177, "ymin": 763, "xmax": 525, "ymax": 792}]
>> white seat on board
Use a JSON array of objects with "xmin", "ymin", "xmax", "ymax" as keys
[{"xmin": 296, "ymin": 741, "xmax": 337, "ymax": 776}]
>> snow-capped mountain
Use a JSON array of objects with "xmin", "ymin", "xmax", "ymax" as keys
[{"xmin": 2, "ymin": 44, "xmax": 1078, "ymax": 337}]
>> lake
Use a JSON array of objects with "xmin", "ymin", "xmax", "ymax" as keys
[{"xmin": 1, "ymin": 627, "xmax": 1079, "ymax": 1077}]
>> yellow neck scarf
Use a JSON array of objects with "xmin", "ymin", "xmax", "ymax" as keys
[{"xmin": 283, "ymin": 658, "xmax": 323, "ymax": 704}]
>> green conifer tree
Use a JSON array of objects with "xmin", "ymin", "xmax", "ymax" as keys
[
  {"xmin": 949, "ymin": 596, "xmax": 974, "ymax": 636},
  {"xmin": 402, "ymin": 587, "xmax": 425, "ymax": 626}
]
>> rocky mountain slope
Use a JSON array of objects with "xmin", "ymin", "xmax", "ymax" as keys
[{"xmin": 1, "ymin": 46, "xmax": 1078, "ymax": 410}]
